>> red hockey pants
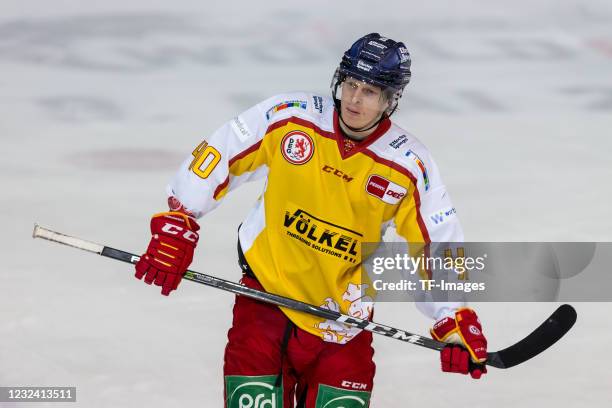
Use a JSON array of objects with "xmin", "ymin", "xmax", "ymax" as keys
[{"xmin": 223, "ymin": 276, "xmax": 375, "ymax": 407}]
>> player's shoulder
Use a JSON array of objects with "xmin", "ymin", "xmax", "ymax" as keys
[
  {"xmin": 370, "ymin": 122, "xmax": 435, "ymax": 168},
  {"xmin": 369, "ymin": 122, "xmax": 439, "ymax": 192},
  {"xmin": 257, "ymin": 92, "xmax": 333, "ymax": 127}
]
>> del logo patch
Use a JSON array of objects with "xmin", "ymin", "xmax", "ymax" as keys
[
  {"xmin": 366, "ymin": 175, "xmax": 407, "ymax": 205},
  {"xmin": 281, "ymin": 131, "xmax": 314, "ymax": 165}
]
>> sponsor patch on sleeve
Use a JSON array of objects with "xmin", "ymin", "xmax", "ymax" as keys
[
  {"xmin": 429, "ymin": 207, "xmax": 457, "ymax": 225},
  {"xmin": 265, "ymin": 100, "xmax": 307, "ymax": 120},
  {"xmin": 389, "ymin": 134, "xmax": 408, "ymax": 149},
  {"xmin": 311, "ymin": 95, "xmax": 324, "ymax": 114},
  {"xmin": 405, "ymin": 150, "xmax": 430, "ymax": 191},
  {"xmin": 230, "ymin": 115, "xmax": 252, "ymax": 142}
]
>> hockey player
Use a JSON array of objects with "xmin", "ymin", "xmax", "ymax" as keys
[{"xmin": 135, "ymin": 33, "xmax": 488, "ymax": 407}]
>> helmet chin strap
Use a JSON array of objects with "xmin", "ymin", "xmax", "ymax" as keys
[{"xmin": 338, "ymin": 110, "xmax": 386, "ymax": 136}]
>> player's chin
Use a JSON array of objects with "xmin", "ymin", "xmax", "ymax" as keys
[{"xmin": 342, "ymin": 115, "xmax": 366, "ymax": 129}]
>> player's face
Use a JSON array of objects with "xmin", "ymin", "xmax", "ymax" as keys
[{"xmin": 340, "ymin": 77, "xmax": 389, "ymax": 130}]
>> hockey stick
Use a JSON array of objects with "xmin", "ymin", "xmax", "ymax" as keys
[{"xmin": 32, "ymin": 224, "xmax": 576, "ymax": 369}]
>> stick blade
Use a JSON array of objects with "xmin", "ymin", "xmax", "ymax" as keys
[{"xmin": 487, "ymin": 304, "xmax": 577, "ymax": 369}]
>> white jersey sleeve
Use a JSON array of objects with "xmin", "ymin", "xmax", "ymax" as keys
[
  {"xmin": 387, "ymin": 136, "xmax": 466, "ymax": 320},
  {"xmin": 166, "ymin": 92, "xmax": 312, "ymax": 218}
]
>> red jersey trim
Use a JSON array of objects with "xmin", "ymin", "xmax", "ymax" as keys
[
  {"xmin": 229, "ymin": 140, "xmax": 263, "ymax": 168},
  {"xmin": 266, "ymin": 113, "xmax": 391, "ymax": 161},
  {"xmin": 213, "ymin": 115, "xmax": 332, "ymax": 200},
  {"xmin": 266, "ymin": 115, "xmax": 335, "ymax": 139},
  {"xmin": 213, "ymin": 177, "xmax": 230, "ymax": 200},
  {"xmin": 213, "ymin": 140, "xmax": 263, "ymax": 200}
]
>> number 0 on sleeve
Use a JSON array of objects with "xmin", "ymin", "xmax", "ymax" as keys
[{"xmin": 189, "ymin": 141, "xmax": 221, "ymax": 179}]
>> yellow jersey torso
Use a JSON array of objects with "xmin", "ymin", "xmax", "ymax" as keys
[{"xmin": 168, "ymin": 92, "xmax": 463, "ymax": 343}]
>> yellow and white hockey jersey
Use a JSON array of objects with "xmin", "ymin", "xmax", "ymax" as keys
[{"xmin": 168, "ymin": 92, "xmax": 464, "ymax": 344}]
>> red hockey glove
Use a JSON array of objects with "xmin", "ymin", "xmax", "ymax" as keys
[
  {"xmin": 135, "ymin": 211, "xmax": 200, "ymax": 296},
  {"xmin": 431, "ymin": 307, "xmax": 488, "ymax": 379}
]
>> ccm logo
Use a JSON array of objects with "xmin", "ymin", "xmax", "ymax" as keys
[
  {"xmin": 341, "ymin": 380, "xmax": 368, "ymax": 390},
  {"xmin": 366, "ymin": 175, "xmax": 407, "ymax": 204},
  {"xmin": 322, "ymin": 165, "xmax": 353, "ymax": 182},
  {"xmin": 161, "ymin": 223, "xmax": 198, "ymax": 243}
]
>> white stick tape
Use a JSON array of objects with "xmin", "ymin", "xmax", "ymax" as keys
[{"xmin": 32, "ymin": 224, "xmax": 104, "ymax": 254}]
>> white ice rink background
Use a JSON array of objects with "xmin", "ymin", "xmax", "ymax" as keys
[{"xmin": 1, "ymin": 0, "xmax": 611, "ymax": 406}]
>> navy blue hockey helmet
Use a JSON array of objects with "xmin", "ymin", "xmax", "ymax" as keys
[
  {"xmin": 332, "ymin": 33, "xmax": 412, "ymax": 117},
  {"xmin": 339, "ymin": 33, "xmax": 411, "ymax": 91}
]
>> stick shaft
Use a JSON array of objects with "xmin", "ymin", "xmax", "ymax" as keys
[
  {"xmin": 32, "ymin": 225, "xmax": 444, "ymax": 351},
  {"xmin": 33, "ymin": 224, "xmax": 576, "ymax": 369}
]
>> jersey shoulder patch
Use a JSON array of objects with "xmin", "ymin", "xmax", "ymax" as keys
[
  {"xmin": 261, "ymin": 92, "xmax": 311, "ymax": 122},
  {"xmin": 309, "ymin": 94, "xmax": 332, "ymax": 115},
  {"xmin": 403, "ymin": 148, "xmax": 431, "ymax": 192}
]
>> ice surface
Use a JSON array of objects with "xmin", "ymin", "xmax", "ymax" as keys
[{"xmin": 1, "ymin": 0, "xmax": 611, "ymax": 406}]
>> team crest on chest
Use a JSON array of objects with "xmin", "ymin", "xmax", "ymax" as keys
[{"xmin": 281, "ymin": 130, "xmax": 314, "ymax": 165}]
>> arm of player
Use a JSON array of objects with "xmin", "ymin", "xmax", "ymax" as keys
[
  {"xmin": 166, "ymin": 97, "xmax": 279, "ymax": 218},
  {"xmin": 390, "ymin": 149, "xmax": 466, "ymax": 320},
  {"xmin": 135, "ymin": 95, "xmax": 282, "ymax": 295},
  {"xmin": 390, "ymin": 149, "xmax": 488, "ymax": 378}
]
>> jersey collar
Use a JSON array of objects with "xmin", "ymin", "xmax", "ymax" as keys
[{"xmin": 333, "ymin": 109, "xmax": 391, "ymax": 159}]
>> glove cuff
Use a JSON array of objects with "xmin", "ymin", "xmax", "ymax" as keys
[
  {"xmin": 431, "ymin": 307, "xmax": 487, "ymax": 363},
  {"xmin": 430, "ymin": 316, "xmax": 459, "ymax": 342},
  {"xmin": 152, "ymin": 211, "xmax": 200, "ymax": 232}
]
